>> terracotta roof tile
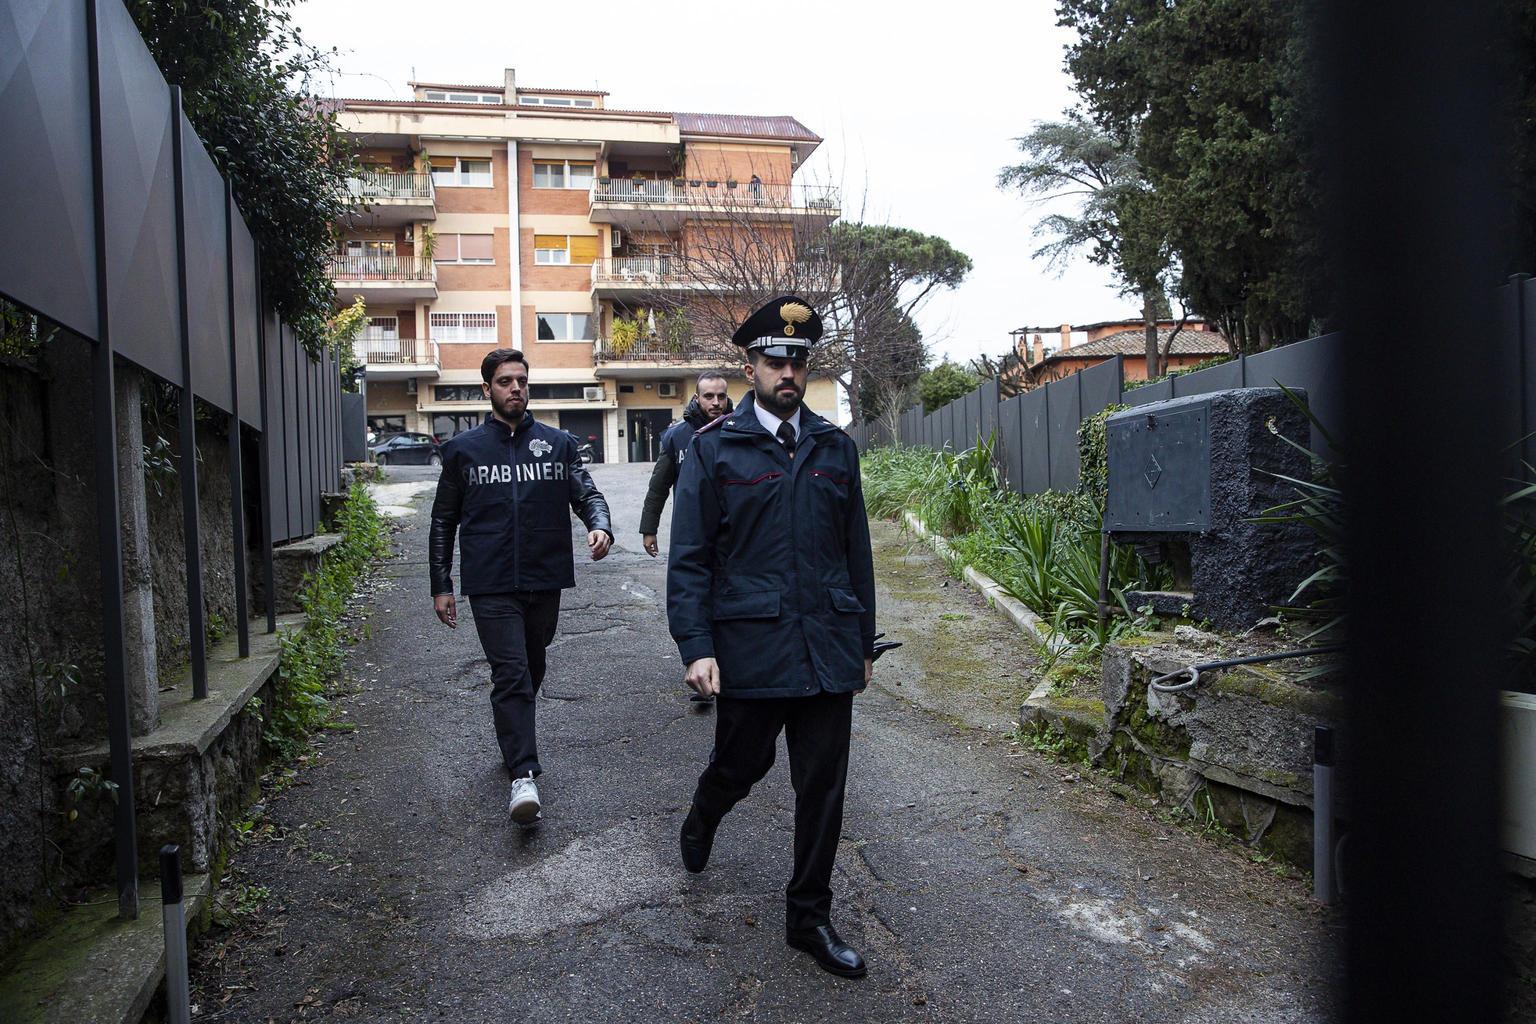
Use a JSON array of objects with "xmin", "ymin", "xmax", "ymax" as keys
[{"xmin": 1047, "ymin": 327, "xmax": 1229, "ymax": 361}]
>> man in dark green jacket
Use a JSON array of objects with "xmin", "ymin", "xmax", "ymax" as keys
[{"xmin": 668, "ymin": 297, "xmax": 877, "ymax": 979}]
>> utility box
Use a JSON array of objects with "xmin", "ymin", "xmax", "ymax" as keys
[{"xmin": 1105, "ymin": 388, "xmax": 1314, "ymax": 629}]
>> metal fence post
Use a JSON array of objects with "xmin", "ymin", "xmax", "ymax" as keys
[
  {"xmin": 169, "ymin": 86, "xmax": 208, "ymax": 699},
  {"xmin": 254, "ymin": 256, "xmax": 276, "ymax": 634},
  {"xmin": 223, "ymin": 181, "xmax": 248, "ymax": 657},
  {"xmin": 159, "ymin": 845, "xmax": 191, "ymax": 1024},
  {"xmin": 85, "ymin": 0, "xmax": 138, "ymax": 920}
]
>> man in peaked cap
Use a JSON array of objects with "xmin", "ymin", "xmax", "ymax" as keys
[{"xmin": 666, "ymin": 295, "xmax": 879, "ymax": 978}]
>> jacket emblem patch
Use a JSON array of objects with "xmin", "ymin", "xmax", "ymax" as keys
[{"xmin": 529, "ymin": 438, "xmax": 553, "ymax": 458}]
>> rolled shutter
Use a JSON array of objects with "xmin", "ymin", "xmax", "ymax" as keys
[
  {"xmin": 433, "ymin": 233, "xmax": 459, "ymax": 261},
  {"xmin": 533, "ymin": 234, "xmax": 567, "ymax": 252},
  {"xmin": 460, "ymin": 234, "xmax": 494, "ymax": 261},
  {"xmin": 569, "ymin": 235, "xmax": 599, "ymax": 264}
]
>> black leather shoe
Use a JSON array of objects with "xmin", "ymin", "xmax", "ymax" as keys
[
  {"xmin": 786, "ymin": 924, "xmax": 867, "ymax": 978},
  {"xmin": 679, "ymin": 806, "xmax": 716, "ymax": 873}
]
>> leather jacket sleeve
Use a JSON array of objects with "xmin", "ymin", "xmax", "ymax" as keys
[
  {"xmin": 638, "ymin": 447, "xmax": 678, "ymax": 536},
  {"xmin": 568, "ymin": 459, "xmax": 613, "ymax": 539},
  {"xmin": 428, "ymin": 457, "xmax": 463, "ymax": 596}
]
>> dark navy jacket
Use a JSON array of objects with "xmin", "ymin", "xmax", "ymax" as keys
[
  {"xmin": 638, "ymin": 394, "xmax": 733, "ymax": 536},
  {"xmin": 428, "ymin": 414, "xmax": 612, "ymax": 595},
  {"xmin": 666, "ymin": 393, "xmax": 877, "ymax": 698}
]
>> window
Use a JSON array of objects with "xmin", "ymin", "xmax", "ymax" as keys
[
  {"xmin": 434, "ymin": 384, "xmax": 485, "ymax": 402},
  {"xmin": 533, "ymin": 234, "xmax": 568, "ymax": 265},
  {"xmin": 432, "ymin": 412, "xmax": 483, "ymax": 440},
  {"xmin": 528, "ymin": 383, "xmax": 588, "ymax": 400},
  {"xmin": 432, "ymin": 234, "xmax": 494, "ymax": 264},
  {"xmin": 362, "ymin": 316, "xmax": 398, "ymax": 343},
  {"xmin": 429, "ymin": 311, "xmax": 497, "ymax": 343},
  {"xmin": 368, "ymin": 415, "xmax": 405, "ymax": 439},
  {"xmin": 535, "ymin": 312, "xmax": 592, "ymax": 342},
  {"xmin": 429, "ymin": 156, "xmax": 493, "ymax": 187},
  {"xmin": 519, "ymin": 95, "xmax": 596, "ymax": 108},
  {"xmin": 532, "ymin": 160, "xmax": 595, "ymax": 189},
  {"xmin": 533, "ymin": 235, "xmax": 598, "ymax": 266},
  {"xmin": 425, "ymin": 90, "xmax": 503, "ymax": 105}
]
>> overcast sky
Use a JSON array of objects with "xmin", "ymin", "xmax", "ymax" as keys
[{"xmin": 295, "ymin": 0, "xmax": 1133, "ymax": 367}]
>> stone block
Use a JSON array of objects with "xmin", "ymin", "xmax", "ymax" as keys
[{"xmin": 251, "ymin": 533, "xmax": 343, "ymax": 614}]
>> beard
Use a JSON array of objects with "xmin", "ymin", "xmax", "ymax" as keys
[
  {"xmin": 492, "ymin": 392, "xmax": 526, "ymax": 421},
  {"xmin": 754, "ymin": 377, "xmax": 803, "ymax": 417}
]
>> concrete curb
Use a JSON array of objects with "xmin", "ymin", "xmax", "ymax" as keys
[{"xmin": 899, "ymin": 511, "xmax": 1050, "ymax": 646}]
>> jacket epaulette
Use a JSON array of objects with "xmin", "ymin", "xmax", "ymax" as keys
[{"xmin": 694, "ymin": 415, "xmax": 729, "ymax": 436}]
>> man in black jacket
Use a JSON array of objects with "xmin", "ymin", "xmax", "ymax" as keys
[
  {"xmin": 429, "ymin": 348, "xmax": 613, "ymax": 826},
  {"xmin": 668, "ymin": 297, "xmax": 877, "ymax": 978},
  {"xmin": 638, "ymin": 372, "xmax": 733, "ymax": 558}
]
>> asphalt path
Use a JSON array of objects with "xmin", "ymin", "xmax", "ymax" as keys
[{"xmin": 189, "ymin": 462, "xmax": 1338, "ymax": 1022}]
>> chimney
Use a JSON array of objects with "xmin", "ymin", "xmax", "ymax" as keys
[
  {"xmin": 504, "ymin": 67, "xmax": 517, "ymax": 102},
  {"xmin": 1059, "ymin": 323, "xmax": 1072, "ymax": 352},
  {"xmin": 1032, "ymin": 333, "xmax": 1045, "ymax": 365}
]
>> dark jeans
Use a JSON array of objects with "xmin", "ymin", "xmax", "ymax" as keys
[
  {"xmin": 468, "ymin": 591, "xmax": 561, "ymax": 777},
  {"xmin": 690, "ymin": 690, "xmax": 853, "ymax": 931}
]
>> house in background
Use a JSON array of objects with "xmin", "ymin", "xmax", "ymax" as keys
[
  {"xmin": 1006, "ymin": 318, "xmax": 1231, "ymax": 387},
  {"xmin": 328, "ymin": 69, "xmax": 840, "ymax": 461}
]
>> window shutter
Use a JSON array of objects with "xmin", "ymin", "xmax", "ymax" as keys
[
  {"xmin": 568, "ymin": 235, "xmax": 599, "ymax": 264},
  {"xmin": 533, "ymin": 234, "xmax": 567, "ymax": 252},
  {"xmin": 434, "ymin": 234, "xmax": 459, "ymax": 261},
  {"xmin": 428, "ymin": 155, "xmax": 455, "ymax": 169},
  {"xmin": 461, "ymin": 234, "xmax": 493, "ymax": 261}
]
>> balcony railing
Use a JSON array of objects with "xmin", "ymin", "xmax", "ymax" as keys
[
  {"xmin": 590, "ymin": 179, "xmax": 840, "ymax": 212},
  {"xmin": 591, "ymin": 255, "xmax": 694, "ymax": 288},
  {"xmin": 345, "ymin": 170, "xmax": 434, "ymax": 202},
  {"xmin": 592, "ymin": 257, "xmax": 841, "ymax": 294},
  {"xmin": 329, "ymin": 254, "xmax": 437, "ymax": 282},
  {"xmin": 355, "ymin": 333, "xmax": 439, "ymax": 366},
  {"xmin": 594, "ymin": 335, "xmax": 735, "ymax": 364}
]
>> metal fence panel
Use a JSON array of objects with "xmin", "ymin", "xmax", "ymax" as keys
[
  {"xmin": 342, "ymin": 393, "xmax": 368, "ymax": 463},
  {"xmin": 1046, "ymin": 375, "xmax": 1082, "ymax": 491},
  {"xmin": 1521, "ymin": 276, "xmax": 1536, "ymax": 473},
  {"xmin": 283, "ymin": 327, "xmax": 302, "ymax": 539},
  {"xmin": 231, "ymin": 204, "xmax": 260, "ymax": 427},
  {"xmin": 180, "ymin": 112, "xmax": 231, "ymax": 413},
  {"xmin": 1125, "ymin": 378, "xmax": 1174, "ymax": 406},
  {"xmin": 262, "ymin": 309, "xmax": 287, "ymax": 541},
  {"xmin": 1017, "ymin": 387, "xmax": 1051, "ymax": 494},
  {"xmin": 1080, "ymin": 356, "xmax": 1124, "ymax": 417},
  {"xmin": 1245, "ymin": 332, "xmax": 1344, "ymax": 459},
  {"xmin": 0, "ymin": 0, "xmax": 98, "ymax": 338},
  {"xmin": 998, "ymin": 392, "xmax": 1023, "ymax": 493},
  {"xmin": 1168, "ymin": 357, "xmax": 1242, "ymax": 398},
  {"xmin": 99, "ymin": 0, "xmax": 180, "ymax": 386}
]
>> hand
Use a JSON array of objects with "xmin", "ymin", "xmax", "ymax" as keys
[
  {"xmin": 642, "ymin": 534, "xmax": 658, "ymax": 558},
  {"xmin": 861, "ymin": 658, "xmax": 872, "ymax": 691},
  {"xmin": 685, "ymin": 657, "xmax": 720, "ymax": 697},
  {"xmin": 588, "ymin": 531, "xmax": 611, "ymax": 561},
  {"xmin": 434, "ymin": 594, "xmax": 457, "ymax": 629}
]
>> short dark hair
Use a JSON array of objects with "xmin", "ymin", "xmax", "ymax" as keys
[
  {"xmin": 481, "ymin": 348, "xmax": 529, "ymax": 383},
  {"xmin": 696, "ymin": 371, "xmax": 729, "ymax": 391}
]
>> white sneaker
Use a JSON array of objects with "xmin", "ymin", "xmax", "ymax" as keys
[{"xmin": 508, "ymin": 775, "xmax": 542, "ymax": 825}]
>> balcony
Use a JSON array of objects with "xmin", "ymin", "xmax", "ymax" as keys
[
  {"xmin": 588, "ymin": 179, "xmax": 840, "ymax": 231},
  {"xmin": 593, "ymin": 334, "xmax": 737, "ymax": 378},
  {"xmin": 354, "ymin": 331, "xmax": 440, "ymax": 381},
  {"xmin": 329, "ymin": 254, "xmax": 438, "ymax": 302},
  {"xmin": 344, "ymin": 171, "xmax": 436, "ymax": 227},
  {"xmin": 591, "ymin": 256, "xmax": 709, "ymax": 297}
]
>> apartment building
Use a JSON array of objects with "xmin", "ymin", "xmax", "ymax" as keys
[{"xmin": 330, "ymin": 69, "xmax": 841, "ymax": 462}]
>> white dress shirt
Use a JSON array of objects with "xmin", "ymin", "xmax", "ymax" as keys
[{"xmin": 752, "ymin": 400, "xmax": 802, "ymax": 445}]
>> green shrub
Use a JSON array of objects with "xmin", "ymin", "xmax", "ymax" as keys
[
  {"xmin": 1076, "ymin": 404, "xmax": 1127, "ymax": 511},
  {"xmin": 268, "ymin": 480, "xmax": 388, "ymax": 757}
]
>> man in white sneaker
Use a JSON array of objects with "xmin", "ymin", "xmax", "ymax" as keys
[{"xmin": 428, "ymin": 348, "xmax": 613, "ymax": 825}]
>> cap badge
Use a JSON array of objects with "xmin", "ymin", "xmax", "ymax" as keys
[{"xmin": 779, "ymin": 301, "xmax": 812, "ymax": 336}]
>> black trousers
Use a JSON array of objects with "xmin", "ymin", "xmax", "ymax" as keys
[
  {"xmin": 690, "ymin": 690, "xmax": 854, "ymax": 931},
  {"xmin": 468, "ymin": 591, "xmax": 561, "ymax": 777}
]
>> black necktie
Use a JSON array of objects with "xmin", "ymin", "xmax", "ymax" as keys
[{"xmin": 776, "ymin": 421, "xmax": 796, "ymax": 457}]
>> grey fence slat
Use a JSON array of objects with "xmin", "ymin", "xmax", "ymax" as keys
[
  {"xmin": 1245, "ymin": 332, "xmax": 1344, "ymax": 459},
  {"xmin": 180, "ymin": 109, "xmax": 232, "ymax": 413},
  {"xmin": 1080, "ymin": 355, "xmax": 1125, "ymax": 417},
  {"xmin": 262, "ymin": 308, "xmax": 285, "ymax": 542},
  {"xmin": 1521, "ymin": 276, "xmax": 1536, "ymax": 473},
  {"xmin": 1018, "ymin": 387, "xmax": 1051, "ymax": 493},
  {"xmin": 999, "ymin": 392, "xmax": 1023, "ymax": 492},
  {"xmin": 284, "ymin": 327, "xmax": 302, "ymax": 538},
  {"xmin": 99, "ymin": 0, "xmax": 180, "ymax": 386},
  {"xmin": 1166, "ymin": 358, "xmax": 1241, "ymax": 398},
  {"xmin": 1046, "ymin": 376, "xmax": 1082, "ymax": 491},
  {"xmin": 231, "ymin": 206, "xmax": 260, "ymax": 427},
  {"xmin": 0, "ymin": 0, "xmax": 98, "ymax": 338},
  {"xmin": 1125, "ymin": 378, "xmax": 1174, "ymax": 406}
]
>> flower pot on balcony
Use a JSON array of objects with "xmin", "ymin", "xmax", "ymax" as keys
[
  {"xmin": 689, "ymin": 179, "xmax": 702, "ymax": 187},
  {"xmin": 706, "ymin": 180, "xmax": 718, "ymax": 188},
  {"xmin": 597, "ymin": 176, "xmax": 610, "ymax": 185},
  {"xmin": 726, "ymin": 180, "xmax": 737, "ymax": 189},
  {"xmin": 672, "ymin": 178, "xmax": 685, "ymax": 188}
]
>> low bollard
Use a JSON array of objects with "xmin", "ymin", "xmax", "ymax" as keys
[
  {"xmin": 1313, "ymin": 726, "xmax": 1336, "ymax": 904},
  {"xmin": 160, "ymin": 844, "xmax": 191, "ymax": 1024}
]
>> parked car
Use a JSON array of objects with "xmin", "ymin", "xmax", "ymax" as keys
[{"xmin": 370, "ymin": 432, "xmax": 441, "ymax": 467}]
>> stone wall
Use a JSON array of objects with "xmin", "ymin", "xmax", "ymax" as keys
[{"xmin": 0, "ymin": 338, "xmax": 250, "ymax": 955}]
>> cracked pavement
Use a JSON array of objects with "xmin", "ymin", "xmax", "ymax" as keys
[{"xmin": 189, "ymin": 463, "xmax": 1339, "ymax": 1022}]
